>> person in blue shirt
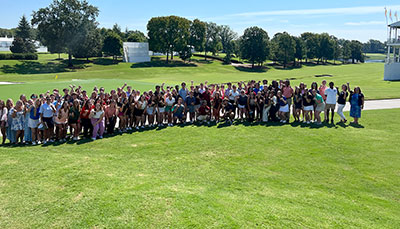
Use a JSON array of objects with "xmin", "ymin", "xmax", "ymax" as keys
[{"xmin": 185, "ymin": 91, "xmax": 196, "ymax": 123}]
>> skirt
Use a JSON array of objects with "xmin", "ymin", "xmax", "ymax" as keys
[
  {"xmin": 28, "ymin": 118, "xmax": 40, "ymax": 128},
  {"xmin": 279, "ymin": 104, "xmax": 289, "ymax": 113}
]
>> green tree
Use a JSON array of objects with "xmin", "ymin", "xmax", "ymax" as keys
[
  {"xmin": 102, "ymin": 32, "xmax": 122, "ymax": 60},
  {"xmin": 331, "ymin": 36, "xmax": 341, "ymax": 64},
  {"xmin": 239, "ymin": 26, "xmax": 270, "ymax": 68},
  {"xmin": 32, "ymin": 0, "xmax": 99, "ymax": 67},
  {"xmin": 179, "ymin": 45, "xmax": 192, "ymax": 62},
  {"xmin": 294, "ymin": 36, "xmax": 305, "ymax": 66},
  {"xmin": 72, "ymin": 27, "xmax": 103, "ymax": 60},
  {"xmin": 189, "ymin": 19, "xmax": 206, "ymax": 52},
  {"xmin": 147, "ymin": 16, "xmax": 191, "ymax": 63},
  {"xmin": 219, "ymin": 25, "xmax": 237, "ymax": 53},
  {"xmin": 349, "ymin": 40, "xmax": 364, "ymax": 63},
  {"xmin": 10, "ymin": 15, "xmax": 36, "ymax": 53},
  {"xmin": 126, "ymin": 30, "xmax": 147, "ymax": 42},
  {"xmin": 204, "ymin": 22, "xmax": 221, "ymax": 58},
  {"xmin": 301, "ymin": 32, "xmax": 319, "ymax": 62},
  {"xmin": 271, "ymin": 32, "xmax": 296, "ymax": 68},
  {"xmin": 316, "ymin": 33, "xmax": 334, "ymax": 64}
]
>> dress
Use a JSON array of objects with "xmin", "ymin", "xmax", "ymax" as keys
[
  {"xmin": 350, "ymin": 93, "xmax": 361, "ymax": 118},
  {"xmin": 10, "ymin": 108, "xmax": 24, "ymax": 131},
  {"xmin": 6, "ymin": 109, "xmax": 16, "ymax": 143}
]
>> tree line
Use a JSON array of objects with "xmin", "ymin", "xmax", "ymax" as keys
[{"xmin": 3, "ymin": 0, "xmax": 387, "ymax": 68}]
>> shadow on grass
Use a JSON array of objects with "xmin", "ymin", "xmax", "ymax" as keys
[
  {"xmin": 0, "ymin": 59, "xmax": 89, "ymax": 74},
  {"xmin": 92, "ymin": 58, "xmax": 121, "ymax": 65},
  {"xmin": 234, "ymin": 66, "xmax": 268, "ymax": 73},
  {"xmin": 130, "ymin": 60, "xmax": 197, "ymax": 68}
]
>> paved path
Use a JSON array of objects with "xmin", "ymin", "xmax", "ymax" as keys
[{"xmin": 342, "ymin": 99, "xmax": 400, "ymax": 111}]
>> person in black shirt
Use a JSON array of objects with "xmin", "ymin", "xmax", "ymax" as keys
[
  {"xmin": 336, "ymin": 84, "xmax": 349, "ymax": 123},
  {"xmin": 222, "ymin": 98, "xmax": 235, "ymax": 124}
]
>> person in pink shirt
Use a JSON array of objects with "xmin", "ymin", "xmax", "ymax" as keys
[{"xmin": 319, "ymin": 80, "xmax": 327, "ymax": 100}]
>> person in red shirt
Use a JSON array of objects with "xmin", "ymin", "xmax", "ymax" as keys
[
  {"xmin": 197, "ymin": 101, "xmax": 210, "ymax": 124},
  {"xmin": 80, "ymin": 99, "xmax": 94, "ymax": 138}
]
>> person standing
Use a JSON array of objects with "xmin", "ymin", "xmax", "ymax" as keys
[
  {"xmin": 282, "ymin": 80, "xmax": 294, "ymax": 121},
  {"xmin": 39, "ymin": 96, "xmax": 56, "ymax": 144},
  {"xmin": 0, "ymin": 100, "xmax": 8, "ymax": 144},
  {"xmin": 29, "ymin": 99, "xmax": 41, "ymax": 145},
  {"xmin": 11, "ymin": 101, "xmax": 25, "ymax": 144},
  {"xmin": 89, "ymin": 103, "xmax": 105, "ymax": 140},
  {"xmin": 324, "ymin": 82, "xmax": 337, "ymax": 124},
  {"xmin": 348, "ymin": 84, "xmax": 364, "ymax": 124},
  {"xmin": 337, "ymin": 84, "xmax": 349, "ymax": 123},
  {"xmin": 312, "ymin": 89, "xmax": 325, "ymax": 125}
]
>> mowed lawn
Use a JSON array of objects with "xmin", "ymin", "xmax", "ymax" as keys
[
  {"xmin": 0, "ymin": 54, "xmax": 399, "ymax": 101},
  {"xmin": 0, "ymin": 109, "xmax": 399, "ymax": 228}
]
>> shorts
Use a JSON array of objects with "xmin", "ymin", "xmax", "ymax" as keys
[
  {"xmin": 197, "ymin": 115, "xmax": 209, "ymax": 121},
  {"xmin": 286, "ymin": 98, "xmax": 292, "ymax": 106},
  {"xmin": 28, "ymin": 118, "xmax": 40, "ymax": 129},
  {"xmin": 304, "ymin": 105, "xmax": 314, "ymax": 111},
  {"xmin": 134, "ymin": 109, "xmax": 144, "ymax": 117},
  {"xmin": 238, "ymin": 104, "xmax": 246, "ymax": 109},
  {"xmin": 42, "ymin": 117, "xmax": 54, "ymax": 129},
  {"xmin": 69, "ymin": 119, "xmax": 78, "ymax": 125},
  {"xmin": 279, "ymin": 104, "xmax": 289, "ymax": 113},
  {"xmin": 316, "ymin": 103, "xmax": 326, "ymax": 112},
  {"xmin": 147, "ymin": 107, "xmax": 155, "ymax": 115},
  {"xmin": 325, "ymin": 103, "xmax": 336, "ymax": 110},
  {"xmin": 188, "ymin": 105, "xmax": 195, "ymax": 113},
  {"xmin": 165, "ymin": 106, "xmax": 172, "ymax": 113},
  {"xmin": 174, "ymin": 113, "xmax": 184, "ymax": 119},
  {"xmin": 158, "ymin": 107, "xmax": 165, "ymax": 113}
]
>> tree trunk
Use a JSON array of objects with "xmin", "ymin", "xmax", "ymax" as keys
[
  {"xmin": 58, "ymin": 53, "xmax": 61, "ymax": 59},
  {"xmin": 204, "ymin": 51, "xmax": 207, "ymax": 60},
  {"xmin": 171, "ymin": 50, "xmax": 174, "ymax": 60},
  {"xmin": 166, "ymin": 51, "xmax": 169, "ymax": 63},
  {"xmin": 252, "ymin": 61, "xmax": 254, "ymax": 68},
  {"xmin": 68, "ymin": 53, "xmax": 72, "ymax": 67}
]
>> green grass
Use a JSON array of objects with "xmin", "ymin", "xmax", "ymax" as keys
[
  {"xmin": 0, "ymin": 109, "xmax": 399, "ymax": 228},
  {"xmin": 0, "ymin": 53, "xmax": 398, "ymax": 101},
  {"xmin": 365, "ymin": 53, "xmax": 386, "ymax": 61}
]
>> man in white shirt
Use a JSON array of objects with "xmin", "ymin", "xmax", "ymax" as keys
[{"xmin": 324, "ymin": 82, "xmax": 337, "ymax": 124}]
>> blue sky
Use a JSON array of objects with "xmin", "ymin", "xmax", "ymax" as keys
[{"xmin": 1, "ymin": 0, "xmax": 400, "ymax": 42}]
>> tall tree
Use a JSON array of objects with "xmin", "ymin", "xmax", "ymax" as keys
[
  {"xmin": 72, "ymin": 27, "xmax": 103, "ymax": 60},
  {"xmin": 102, "ymin": 32, "xmax": 122, "ymax": 60},
  {"xmin": 126, "ymin": 30, "xmax": 147, "ymax": 42},
  {"xmin": 271, "ymin": 32, "xmax": 296, "ymax": 68},
  {"xmin": 317, "ymin": 33, "xmax": 334, "ymax": 64},
  {"xmin": 301, "ymin": 32, "xmax": 319, "ymax": 63},
  {"xmin": 349, "ymin": 40, "xmax": 364, "ymax": 63},
  {"xmin": 204, "ymin": 22, "xmax": 221, "ymax": 58},
  {"xmin": 32, "ymin": 0, "xmax": 99, "ymax": 67},
  {"xmin": 218, "ymin": 25, "xmax": 237, "ymax": 53},
  {"xmin": 189, "ymin": 19, "xmax": 206, "ymax": 53},
  {"xmin": 10, "ymin": 15, "xmax": 36, "ymax": 53},
  {"xmin": 294, "ymin": 36, "xmax": 305, "ymax": 65},
  {"xmin": 147, "ymin": 16, "xmax": 191, "ymax": 63},
  {"xmin": 239, "ymin": 26, "xmax": 270, "ymax": 68},
  {"xmin": 330, "ymin": 35, "xmax": 341, "ymax": 64}
]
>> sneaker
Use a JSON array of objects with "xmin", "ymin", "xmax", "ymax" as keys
[
  {"xmin": 49, "ymin": 139, "xmax": 54, "ymax": 143},
  {"xmin": 282, "ymin": 120, "xmax": 287, "ymax": 124},
  {"xmin": 32, "ymin": 142, "xmax": 36, "ymax": 146},
  {"xmin": 91, "ymin": 138, "xmax": 96, "ymax": 141},
  {"xmin": 141, "ymin": 126, "xmax": 145, "ymax": 129},
  {"xmin": 99, "ymin": 136, "xmax": 103, "ymax": 139},
  {"xmin": 306, "ymin": 121, "xmax": 310, "ymax": 124},
  {"xmin": 43, "ymin": 140, "xmax": 48, "ymax": 144}
]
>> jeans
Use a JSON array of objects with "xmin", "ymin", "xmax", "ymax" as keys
[{"xmin": 337, "ymin": 104, "xmax": 346, "ymax": 120}]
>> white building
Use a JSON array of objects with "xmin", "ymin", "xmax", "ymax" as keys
[
  {"xmin": 0, "ymin": 37, "xmax": 13, "ymax": 52},
  {"xmin": 0, "ymin": 36, "xmax": 48, "ymax": 52},
  {"xmin": 123, "ymin": 42, "xmax": 151, "ymax": 63},
  {"xmin": 384, "ymin": 21, "xmax": 400, "ymax": 81}
]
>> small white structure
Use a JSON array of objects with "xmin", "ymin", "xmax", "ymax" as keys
[
  {"xmin": 0, "ymin": 37, "xmax": 13, "ymax": 52},
  {"xmin": 0, "ymin": 36, "xmax": 48, "ymax": 52},
  {"xmin": 385, "ymin": 21, "xmax": 400, "ymax": 81},
  {"xmin": 123, "ymin": 42, "xmax": 151, "ymax": 63}
]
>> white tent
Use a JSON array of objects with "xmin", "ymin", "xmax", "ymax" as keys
[
  {"xmin": 123, "ymin": 42, "xmax": 151, "ymax": 63},
  {"xmin": 0, "ymin": 37, "xmax": 48, "ymax": 52}
]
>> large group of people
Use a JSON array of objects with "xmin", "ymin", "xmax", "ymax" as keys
[{"xmin": 0, "ymin": 79, "xmax": 364, "ymax": 145}]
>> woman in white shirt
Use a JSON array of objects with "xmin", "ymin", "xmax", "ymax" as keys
[{"xmin": 89, "ymin": 102, "xmax": 105, "ymax": 140}]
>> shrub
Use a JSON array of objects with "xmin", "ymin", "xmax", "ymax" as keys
[{"xmin": 0, "ymin": 53, "xmax": 38, "ymax": 60}]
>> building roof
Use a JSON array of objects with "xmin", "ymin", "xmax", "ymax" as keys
[{"xmin": 389, "ymin": 21, "xmax": 400, "ymax": 28}]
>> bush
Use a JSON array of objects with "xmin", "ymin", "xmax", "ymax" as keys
[{"xmin": 0, "ymin": 53, "xmax": 38, "ymax": 60}]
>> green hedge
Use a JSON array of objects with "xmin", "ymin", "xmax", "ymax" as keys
[{"xmin": 0, "ymin": 53, "xmax": 38, "ymax": 60}]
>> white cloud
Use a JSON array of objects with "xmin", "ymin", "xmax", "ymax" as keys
[
  {"xmin": 230, "ymin": 5, "xmax": 400, "ymax": 17},
  {"xmin": 345, "ymin": 21, "xmax": 386, "ymax": 26}
]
